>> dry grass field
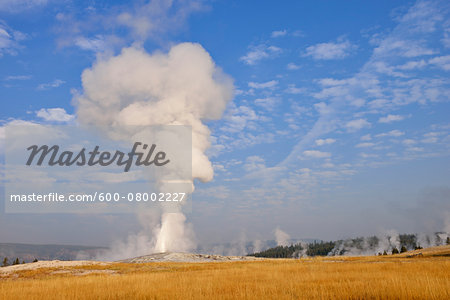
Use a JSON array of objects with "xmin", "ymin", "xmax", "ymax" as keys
[{"xmin": 0, "ymin": 245, "xmax": 449, "ymax": 300}]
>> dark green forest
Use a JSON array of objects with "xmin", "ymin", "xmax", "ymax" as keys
[{"xmin": 249, "ymin": 241, "xmax": 336, "ymax": 258}]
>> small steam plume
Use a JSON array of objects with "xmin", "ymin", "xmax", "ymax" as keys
[
  {"xmin": 74, "ymin": 43, "xmax": 233, "ymax": 258},
  {"xmin": 275, "ymin": 227, "xmax": 290, "ymax": 246},
  {"xmin": 328, "ymin": 229, "xmax": 449, "ymax": 256}
]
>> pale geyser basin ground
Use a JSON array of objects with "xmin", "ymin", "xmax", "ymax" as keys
[{"xmin": 0, "ymin": 245, "xmax": 449, "ymax": 299}]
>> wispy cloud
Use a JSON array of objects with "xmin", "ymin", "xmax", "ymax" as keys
[
  {"xmin": 4, "ymin": 75, "xmax": 31, "ymax": 80},
  {"xmin": 36, "ymin": 108, "xmax": 74, "ymax": 122},
  {"xmin": 402, "ymin": 138, "xmax": 416, "ymax": 145},
  {"xmin": 421, "ymin": 132, "xmax": 439, "ymax": 143},
  {"xmin": 271, "ymin": 29, "xmax": 287, "ymax": 38},
  {"xmin": 361, "ymin": 134, "xmax": 372, "ymax": 141},
  {"xmin": 286, "ymin": 62, "xmax": 300, "ymax": 70},
  {"xmin": 284, "ymin": 84, "xmax": 305, "ymax": 94},
  {"xmin": 0, "ymin": 0, "xmax": 48, "ymax": 12},
  {"xmin": 244, "ymin": 155, "xmax": 266, "ymax": 172},
  {"xmin": 37, "ymin": 79, "xmax": 65, "ymax": 90},
  {"xmin": 74, "ymin": 35, "xmax": 107, "ymax": 52},
  {"xmin": 397, "ymin": 60, "xmax": 427, "ymax": 70},
  {"xmin": 248, "ymin": 80, "xmax": 278, "ymax": 89},
  {"xmin": 254, "ymin": 97, "xmax": 278, "ymax": 111},
  {"xmin": 222, "ymin": 105, "xmax": 259, "ymax": 133},
  {"xmin": 315, "ymin": 138, "xmax": 336, "ymax": 146},
  {"xmin": 346, "ymin": 119, "xmax": 371, "ymax": 132},
  {"xmin": 303, "ymin": 150, "xmax": 331, "ymax": 158},
  {"xmin": 429, "ymin": 55, "xmax": 450, "ymax": 71},
  {"xmin": 0, "ymin": 22, "xmax": 26, "ymax": 57},
  {"xmin": 240, "ymin": 44, "xmax": 282, "ymax": 65},
  {"xmin": 303, "ymin": 38, "xmax": 356, "ymax": 60},
  {"xmin": 378, "ymin": 114, "xmax": 406, "ymax": 123},
  {"xmin": 375, "ymin": 130, "xmax": 405, "ymax": 138},
  {"xmin": 356, "ymin": 142, "xmax": 375, "ymax": 148},
  {"xmin": 55, "ymin": 0, "xmax": 207, "ymax": 51}
]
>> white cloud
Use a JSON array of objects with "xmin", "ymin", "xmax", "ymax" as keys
[
  {"xmin": 278, "ymin": 0, "xmax": 450, "ymax": 171},
  {"xmin": 317, "ymin": 78, "xmax": 355, "ymax": 86},
  {"xmin": 443, "ymin": 25, "xmax": 450, "ymax": 48},
  {"xmin": 406, "ymin": 147, "xmax": 424, "ymax": 152},
  {"xmin": 429, "ymin": 55, "xmax": 450, "ymax": 71},
  {"xmin": 421, "ymin": 131, "xmax": 440, "ymax": 143},
  {"xmin": 244, "ymin": 155, "xmax": 266, "ymax": 172},
  {"xmin": 359, "ymin": 152, "xmax": 379, "ymax": 158},
  {"xmin": 372, "ymin": 61, "xmax": 407, "ymax": 77},
  {"xmin": 315, "ymin": 138, "xmax": 336, "ymax": 146},
  {"xmin": 195, "ymin": 185, "xmax": 230, "ymax": 200},
  {"xmin": 254, "ymin": 97, "xmax": 277, "ymax": 111},
  {"xmin": 422, "ymin": 137, "xmax": 438, "ymax": 143},
  {"xmin": 303, "ymin": 150, "xmax": 331, "ymax": 158},
  {"xmin": 36, "ymin": 108, "xmax": 75, "ymax": 122},
  {"xmin": 402, "ymin": 139, "xmax": 416, "ymax": 145},
  {"xmin": 55, "ymin": 0, "xmax": 206, "ymax": 52},
  {"xmin": 286, "ymin": 62, "xmax": 300, "ymax": 70},
  {"xmin": 378, "ymin": 114, "xmax": 406, "ymax": 123},
  {"xmin": 223, "ymin": 105, "xmax": 259, "ymax": 133},
  {"xmin": 0, "ymin": 0, "xmax": 48, "ymax": 12},
  {"xmin": 116, "ymin": 0, "xmax": 207, "ymax": 41},
  {"xmin": 356, "ymin": 142, "xmax": 375, "ymax": 148},
  {"xmin": 375, "ymin": 130, "xmax": 405, "ymax": 138},
  {"xmin": 271, "ymin": 30, "xmax": 287, "ymax": 38},
  {"xmin": 240, "ymin": 45, "xmax": 282, "ymax": 65},
  {"xmin": 322, "ymin": 162, "xmax": 335, "ymax": 168},
  {"xmin": 303, "ymin": 38, "xmax": 355, "ymax": 60},
  {"xmin": 0, "ymin": 22, "xmax": 25, "ymax": 57},
  {"xmin": 314, "ymin": 102, "xmax": 333, "ymax": 115},
  {"xmin": 351, "ymin": 98, "xmax": 365, "ymax": 107},
  {"xmin": 361, "ymin": 134, "xmax": 372, "ymax": 141},
  {"xmin": 284, "ymin": 84, "xmax": 305, "ymax": 94},
  {"xmin": 291, "ymin": 30, "xmax": 305, "ymax": 37},
  {"xmin": 248, "ymin": 80, "xmax": 278, "ymax": 89},
  {"xmin": 345, "ymin": 119, "xmax": 371, "ymax": 131},
  {"xmin": 397, "ymin": 60, "xmax": 427, "ymax": 70},
  {"xmin": 74, "ymin": 35, "xmax": 106, "ymax": 52},
  {"xmin": 374, "ymin": 39, "xmax": 436, "ymax": 58},
  {"xmin": 368, "ymin": 99, "xmax": 390, "ymax": 109},
  {"xmin": 4, "ymin": 75, "xmax": 31, "ymax": 80},
  {"xmin": 37, "ymin": 79, "xmax": 65, "ymax": 90}
]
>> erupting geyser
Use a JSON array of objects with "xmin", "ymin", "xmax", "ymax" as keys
[{"xmin": 75, "ymin": 43, "xmax": 233, "ymax": 255}]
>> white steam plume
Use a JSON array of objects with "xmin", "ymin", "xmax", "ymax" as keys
[
  {"xmin": 328, "ymin": 229, "xmax": 449, "ymax": 257},
  {"xmin": 275, "ymin": 227, "xmax": 290, "ymax": 246},
  {"xmin": 75, "ymin": 43, "xmax": 233, "ymax": 258}
]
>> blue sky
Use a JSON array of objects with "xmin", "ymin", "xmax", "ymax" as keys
[{"xmin": 0, "ymin": 0, "xmax": 449, "ymax": 248}]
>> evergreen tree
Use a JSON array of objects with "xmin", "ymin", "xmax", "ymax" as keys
[
  {"xmin": 22, "ymin": 260, "xmax": 25, "ymax": 264},
  {"xmin": 447, "ymin": 237, "xmax": 450, "ymax": 245},
  {"xmin": 392, "ymin": 247, "xmax": 399, "ymax": 255},
  {"xmin": 383, "ymin": 250, "xmax": 388, "ymax": 255},
  {"xmin": 400, "ymin": 246, "xmax": 407, "ymax": 253},
  {"xmin": 2, "ymin": 257, "xmax": 8, "ymax": 267},
  {"xmin": 33, "ymin": 258, "xmax": 38, "ymax": 263},
  {"xmin": 12, "ymin": 258, "xmax": 20, "ymax": 265}
]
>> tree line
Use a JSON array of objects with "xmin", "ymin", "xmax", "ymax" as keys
[
  {"xmin": 249, "ymin": 241, "xmax": 336, "ymax": 258},
  {"xmin": 1, "ymin": 257, "xmax": 38, "ymax": 267}
]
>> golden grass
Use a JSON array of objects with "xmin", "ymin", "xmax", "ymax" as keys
[{"xmin": 1, "ymin": 252, "xmax": 449, "ymax": 299}]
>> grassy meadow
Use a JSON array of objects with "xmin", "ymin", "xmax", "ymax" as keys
[{"xmin": 0, "ymin": 246, "xmax": 449, "ymax": 299}]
